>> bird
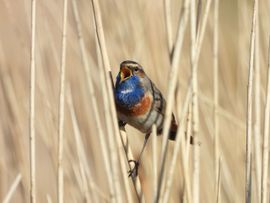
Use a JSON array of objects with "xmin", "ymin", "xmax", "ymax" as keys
[{"xmin": 114, "ymin": 60, "xmax": 178, "ymax": 178}]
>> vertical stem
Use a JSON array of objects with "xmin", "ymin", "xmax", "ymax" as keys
[
  {"xmin": 91, "ymin": 0, "xmax": 126, "ymax": 202},
  {"xmin": 190, "ymin": 0, "xmax": 199, "ymax": 202},
  {"xmin": 71, "ymin": 0, "xmax": 115, "ymax": 198},
  {"xmin": 246, "ymin": 0, "xmax": 257, "ymax": 202},
  {"xmin": 29, "ymin": 0, "xmax": 36, "ymax": 202},
  {"xmin": 185, "ymin": 104, "xmax": 192, "ymax": 161},
  {"xmin": 254, "ymin": 1, "xmax": 261, "ymax": 202},
  {"xmin": 3, "ymin": 174, "xmax": 22, "ymax": 203},
  {"xmin": 261, "ymin": 37, "xmax": 270, "ymax": 203},
  {"xmin": 152, "ymin": 124, "xmax": 157, "ymax": 201},
  {"xmin": 119, "ymin": 130, "xmax": 145, "ymax": 202},
  {"xmin": 57, "ymin": 0, "xmax": 68, "ymax": 202},
  {"xmin": 213, "ymin": 0, "xmax": 220, "ymax": 200},
  {"xmin": 67, "ymin": 89, "xmax": 98, "ymax": 202},
  {"xmin": 155, "ymin": 0, "xmax": 190, "ymax": 201},
  {"xmin": 163, "ymin": 0, "xmax": 173, "ymax": 58},
  {"xmin": 216, "ymin": 157, "xmax": 221, "ymax": 203},
  {"xmin": 162, "ymin": 84, "xmax": 193, "ymax": 203}
]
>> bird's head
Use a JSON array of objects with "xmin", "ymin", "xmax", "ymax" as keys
[
  {"xmin": 114, "ymin": 60, "xmax": 146, "ymax": 107},
  {"xmin": 116, "ymin": 60, "xmax": 145, "ymax": 85}
]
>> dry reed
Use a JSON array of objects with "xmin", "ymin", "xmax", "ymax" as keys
[
  {"xmin": 151, "ymin": 124, "xmax": 158, "ymax": 201},
  {"xmin": 155, "ymin": 0, "xmax": 190, "ymax": 201},
  {"xmin": 71, "ymin": 0, "xmax": 115, "ymax": 198},
  {"xmin": 245, "ymin": 0, "xmax": 257, "ymax": 202},
  {"xmin": 261, "ymin": 37, "xmax": 270, "ymax": 203},
  {"xmin": 254, "ymin": 2, "xmax": 262, "ymax": 201},
  {"xmin": 163, "ymin": 84, "xmax": 193, "ymax": 203},
  {"xmin": 29, "ymin": 0, "xmax": 36, "ymax": 202},
  {"xmin": 57, "ymin": 0, "xmax": 68, "ymax": 202},
  {"xmin": 91, "ymin": 0, "xmax": 123, "ymax": 201},
  {"xmin": 2, "ymin": 173, "xmax": 21, "ymax": 203},
  {"xmin": 2, "ymin": 0, "xmax": 270, "ymax": 202},
  {"xmin": 213, "ymin": 0, "xmax": 220, "ymax": 200}
]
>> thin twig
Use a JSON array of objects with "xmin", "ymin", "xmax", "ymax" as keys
[
  {"xmin": 3, "ymin": 173, "xmax": 22, "ymax": 203},
  {"xmin": 245, "ymin": 0, "xmax": 257, "ymax": 202},
  {"xmin": 261, "ymin": 37, "xmax": 270, "ymax": 203},
  {"xmin": 29, "ymin": 0, "xmax": 36, "ymax": 202},
  {"xmin": 57, "ymin": 0, "xmax": 68, "ymax": 202}
]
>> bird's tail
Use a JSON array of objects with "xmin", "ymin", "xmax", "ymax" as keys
[
  {"xmin": 168, "ymin": 114, "xmax": 178, "ymax": 140},
  {"xmin": 168, "ymin": 115, "xmax": 194, "ymax": 144}
]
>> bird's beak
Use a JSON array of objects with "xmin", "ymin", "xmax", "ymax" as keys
[{"xmin": 120, "ymin": 66, "xmax": 132, "ymax": 82}]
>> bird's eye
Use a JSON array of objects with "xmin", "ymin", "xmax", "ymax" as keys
[{"xmin": 134, "ymin": 67, "xmax": 139, "ymax": 72}]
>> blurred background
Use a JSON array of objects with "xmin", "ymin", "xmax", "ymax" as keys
[{"xmin": 1, "ymin": 0, "xmax": 270, "ymax": 202}]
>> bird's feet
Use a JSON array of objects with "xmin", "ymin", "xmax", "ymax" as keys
[{"xmin": 128, "ymin": 160, "xmax": 140, "ymax": 178}]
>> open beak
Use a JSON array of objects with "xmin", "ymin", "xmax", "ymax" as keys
[{"xmin": 120, "ymin": 66, "xmax": 132, "ymax": 82}]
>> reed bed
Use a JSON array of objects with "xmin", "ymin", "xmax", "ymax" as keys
[{"xmin": 1, "ymin": 0, "xmax": 270, "ymax": 202}]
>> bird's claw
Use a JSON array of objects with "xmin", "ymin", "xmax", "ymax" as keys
[{"xmin": 128, "ymin": 160, "xmax": 140, "ymax": 178}]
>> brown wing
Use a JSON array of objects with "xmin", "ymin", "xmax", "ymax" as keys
[{"xmin": 149, "ymin": 81, "xmax": 178, "ymax": 140}]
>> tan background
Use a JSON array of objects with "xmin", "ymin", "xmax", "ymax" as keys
[{"xmin": 0, "ymin": 0, "xmax": 270, "ymax": 202}]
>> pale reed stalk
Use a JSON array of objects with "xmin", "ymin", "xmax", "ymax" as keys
[
  {"xmin": 119, "ymin": 129, "xmax": 145, "ymax": 202},
  {"xmin": 191, "ymin": 0, "xmax": 214, "ymax": 201},
  {"xmin": 245, "ymin": 0, "xmax": 257, "ymax": 202},
  {"xmin": 185, "ymin": 104, "xmax": 192, "ymax": 161},
  {"xmin": 91, "ymin": 0, "xmax": 129, "ymax": 202},
  {"xmin": 118, "ymin": 148, "xmax": 134, "ymax": 203},
  {"xmin": 190, "ymin": 1, "xmax": 212, "ymax": 202},
  {"xmin": 29, "ymin": 0, "xmax": 36, "ymax": 202},
  {"xmin": 261, "ymin": 37, "xmax": 270, "ymax": 203},
  {"xmin": 181, "ymin": 104, "xmax": 192, "ymax": 203},
  {"xmin": 155, "ymin": 0, "xmax": 190, "ymax": 201},
  {"xmin": 190, "ymin": 0, "xmax": 199, "ymax": 201},
  {"xmin": 3, "ymin": 173, "xmax": 22, "ymax": 203},
  {"xmin": 71, "ymin": 0, "xmax": 115, "ymax": 198},
  {"xmin": 152, "ymin": 124, "xmax": 158, "ymax": 201},
  {"xmin": 57, "ymin": 0, "xmax": 68, "ymax": 202},
  {"xmin": 67, "ymin": 88, "xmax": 98, "ymax": 203},
  {"xmin": 162, "ymin": 83, "xmax": 193, "ymax": 203},
  {"xmin": 194, "ymin": 0, "xmax": 213, "ymax": 64},
  {"xmin": 72, "ymin": 163, "xmax": 91, "ymax": 202},
  {"xmin": 163, "ymin": 0, "xmax": 173, "ymax": 57},
  {"xmin": 213, "ymin": 0, "xmax": 220, "ymax": 200},
  {"xmin": 179, "ymin": 79, "xmax": 246, "ymax": 130},
  {"xmin": 254, "ymin": 2, "xmax": 261, "ymax": 202},
  {"xmin": 216, "ymin": 157, "xmax": 221, "ymax": 203},
  {"xmin": 95, "ymin": 34, "xmax": 118, "ymax": 202},
  {"xmin": 46, "ymin": 194, "xmax": 53, "ymax": 203}
]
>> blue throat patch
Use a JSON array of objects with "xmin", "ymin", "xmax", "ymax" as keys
[{"xmin": 115, "ymin": 75, "xmax": 144, "ymax": 108}]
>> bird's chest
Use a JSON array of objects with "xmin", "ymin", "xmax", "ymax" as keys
[{"xmin": 117, "ymin": 94, "xmax": 152, "ymax": 117}]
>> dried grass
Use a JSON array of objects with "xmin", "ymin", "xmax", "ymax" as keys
[{"xmin": 1, "ymin": 0, "xmax": 270, "ymax": 202}]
